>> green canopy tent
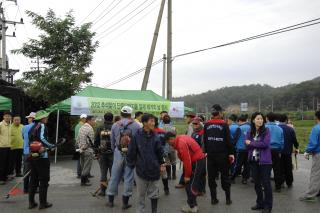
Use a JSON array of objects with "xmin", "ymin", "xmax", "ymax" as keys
[{"xmin": 0, "ymin": 95, "xmax": 12, "ymax": 111}]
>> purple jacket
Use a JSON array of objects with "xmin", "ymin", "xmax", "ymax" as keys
[{"xmin": 246, "ymin": 128, "xmax": 272, "ymax": 165}]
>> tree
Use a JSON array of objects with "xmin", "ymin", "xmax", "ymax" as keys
[{"xmin": 13, "ymin": 9, "xmax": 98, "ymax": 104}]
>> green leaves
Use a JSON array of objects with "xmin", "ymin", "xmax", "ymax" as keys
[{"xmin": 13, "ymin": 9, "xmax": 98, "ymax": 104}]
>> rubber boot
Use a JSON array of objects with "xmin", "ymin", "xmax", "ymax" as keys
[
  {"xmin": 225, "ymin": 189, "xmax": 232, "ymax": 205},
  {"xmin": 122, "ymin": 195, "xmax": 132, "ymax": 210},
  {"xmin": 98, "ymin": 184, "xmax": 106, "ymax": 196},
  {"xmin": 81, "ymin": 176, "xmax": 91, "ymax": 186},
  {"xmin": 172, "ymin": 165, "xmax": 177, "ymax": 180},
  {"xmin": 166, "ymin": 165, "xmax": 172, "ymax": 180},
  {"xmin": 106, "ymin": 195, "xmax": 114, "ymax": 207},
  {"xmin": 28, "ymin": 186, "xmax": 38, "ymax": 209},
  {"xmin": 211, "ymin": 188, "xmax": 219, "ymax": 205},
  {"xmin": 151, "ymin": 199, "xmax": 158, "ymax": 213},
  {"xmin": 162, "ymin": 178, "xmax": 169, "ymax": 195},
  {"xmin": 39, "ymin": 186, "xmax": 53, "ymax": 209}
]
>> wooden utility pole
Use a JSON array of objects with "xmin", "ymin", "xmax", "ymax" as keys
[
  {"xmin": 141, "ymin": 0, "xmax": 166, "ymax": 91},
  {"xmin": 166, "ymin": 0, "xmax": 172, "ymax": 100},
  {"xmin": 162, "ymin": 54, "xmax": 166, "ymax": 98}
]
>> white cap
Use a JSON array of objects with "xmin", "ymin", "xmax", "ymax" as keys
[
  {"xmin": 26, "ymin": 112, "xmax": 36, "ymax": 119},
  {"xmin": 121, "ymin": 106, "xmax": 133, "ymax": 115},
  {"xmin": 80, "ymin": 114, "xmax": 87, "ymax": 119}
]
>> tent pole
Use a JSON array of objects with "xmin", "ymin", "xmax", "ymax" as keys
[{"xmin": 54, "ymin": 109, "xmax": 60, "ymax": 164}]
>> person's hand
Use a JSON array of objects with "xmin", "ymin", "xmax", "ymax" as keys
[
  {"xmin": 229, "ymin": 155, "xmax": 235, "ymax": 164},
  {"xmin": 184, "ymin": 177, "xmax": 190, "ymax": 183},
  {"xmin": 245, "ymin": 140, "xmax": 251, "ymax": 145},
  {"xmin": 304, "ymin": 152, "xmax": 310, "ymax": 160}
]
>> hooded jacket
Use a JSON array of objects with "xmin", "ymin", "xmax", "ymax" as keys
[
  {"xmin": 246, "ymin": 128, "xmax": 272, "ymax": 165},
  {"xmin": 203, "ymin": 119, "xmax": 234, "ymax": 156},
  {"xmin": 173, "ymin": 135, "xmax": 206, "ymax": 178},
  {"xmin": 236, "ymin": 122, "xmax": 251, "ymax": 151},
  {"xmin": 127, "ymin": 128, "xmax": 165, "ymax": 181}
]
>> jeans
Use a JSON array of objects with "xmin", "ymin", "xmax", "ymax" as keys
[
  {"xmin": 107, "ymin": 149, "xmax": 134, "ymax": 197},
  {"xmin": 250, "ymin": 161, "xmax": 273, "ymax": 210},
  {"xmin": 186, "ymin": 158, "xmax": 206, "ymax": 208}
]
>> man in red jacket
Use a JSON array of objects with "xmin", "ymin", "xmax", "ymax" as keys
[{"xmin": 165, "ymin": 132, "xmax": 206, "ymax": 213}]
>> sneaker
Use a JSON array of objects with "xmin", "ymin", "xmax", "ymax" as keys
[
  {"xmin": 299, "ymin": 197, "xmax": 317, "ymax": 202},
  {"xmin": 211, "ymin": 198, "xmax": 219, "ymax": 205},
  {"xmin": 251, "ymin": 205, "xmax": 263, "ymax": 210},
  {"xmin": 181, "ymin": 205, "xmax": 198, "ymax": 213}
]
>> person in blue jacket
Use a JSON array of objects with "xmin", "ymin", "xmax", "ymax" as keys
[
  {"xmin": 300, "ymin": 110, "xmax": 320, "ymax": 202},
  {"xmin": 266, "ymin": 112, "xmax": 284, "ymax": 192},
  {"xmin": 228, "ymin": 114, "xmax": 240, "ymax": 175},
  {"xmin": 231, "ymin": 114, "xmax": 251, "ymax": 184}
]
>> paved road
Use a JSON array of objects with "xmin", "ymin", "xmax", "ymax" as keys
[{"xmin": 0, "ymin": 155, "xmax": 319, "ymax": 213}]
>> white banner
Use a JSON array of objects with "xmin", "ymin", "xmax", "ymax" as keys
[{"xmin": 169, "ymin": 101, "xmax": 185, "ymax": 118}]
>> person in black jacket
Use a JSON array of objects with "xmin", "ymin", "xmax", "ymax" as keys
[
  {"xmin": 278, "ymin": 114, "xmax": 299, "ymax": 188},
  {"xmin": 127, "ymin": 114, "xmax": 166, "ymax": 213},
  {"xmin": 94, "ymin": 112, "xmax": 114, "ymax": 196},
  {"xmin": 203, "ymin": 104, "xmax": 235, "ymax": 206}
]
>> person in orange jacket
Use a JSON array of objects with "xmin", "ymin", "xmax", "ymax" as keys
[{"xmin": 165, "ymin": 132, "xmax": 206, "ymax": 213}]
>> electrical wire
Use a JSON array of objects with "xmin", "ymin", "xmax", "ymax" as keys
[
  {"xmin": 103, "ymin": 18, "xmax": 320, "ymax": 87},
  {"xmin": 79, "ymin": 0, "xmax": 105, "ymax": 24},
  {"xmin": 91, "ymin": 0, "xmax": 123, "ymax": 27},
  {"xmin": 96, "ymin": 0, "xmax": 157, "ymax": 41},
  {"xmin": 93, "ymin": 0, "xmax": 137, "ymax": 32},
  {"xmin": 98, "ymin": 3, "xmax": 160, "ymax": 49},
  {"xmin": 105, "ymin": 58, "xmax": 163, "ymax": 87}
]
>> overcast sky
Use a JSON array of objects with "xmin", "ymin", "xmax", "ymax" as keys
[{"xmin": 4, "ymin": 0, "xmax": 320, "ymax": 97}]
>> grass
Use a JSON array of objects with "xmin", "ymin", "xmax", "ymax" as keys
[{"xmin": 172, "ymin": 119, "xmax": 316, "ymax": 152}]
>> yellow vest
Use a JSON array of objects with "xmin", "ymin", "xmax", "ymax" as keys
[
  {"xmin": 0, "ymin": 121, "xmax": 11, "ymax": 148},
  {"xmin": 11, "ymin": 124, "xmax": 24, "ymax": 150}
]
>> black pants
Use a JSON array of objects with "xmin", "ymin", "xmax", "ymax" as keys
[
  {"xmin": 29, "ymin": 158, "xmax": 50, "ymax": 205},
  {"xmin": 0, "ymin": 148, "xmax": 10, "ymax": 181},
  {"xmin": 8, "ymin": 149, "xmax": 23, "ymax": 176},
  {"xmin": 271, "ymin": 150, "xmax": 283, "ymax": 189},
  {"xmin": 23, "ymin": 155, "xmax": 31, "ymax": 193},
  {"xmin": 186, "ymin": 158, "xmax": 206, "ymax": 208},
  {"xmin": 232, "ymin": 151, "xmax": 249, "ymax": 180},
  {"xmin": 280, "ymin": 154, "xmax": 293, "ymax": 186},
  {"xmin": 207, "ymin": 153, "xmax": 231, "ymax": 199},
  {"xmin": 98, "ymin": 153, "xmax": 113, "ymax": 182},
  {"xmin": 251, "ymin": 161, "xmax": 273, "ymax": 210}
]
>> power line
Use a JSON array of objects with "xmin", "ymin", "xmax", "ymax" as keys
[
  {"xmin": 105, "ymin": 58, "xmax": 163, "ymax": 87},
  {"xmin": 103, "ymin": 18, "xmax": 320, "ymax": 87},
  {"xmin": 91, "ymin": 0, "xmax": 123, "ymax": 27},
  {"xmin": 98, "ymin": 3, "xmax": 160, "ymax": 49},
  {"xmin": 79, "ymin": 0, "xmax": 105, "ymax": 24},
  {"xmin": 173, "ymin": 17, "xmax": 320, "ymax": 59},
  {"xmin": 96, "ymin": 0, "xmax": 157, "ymax": 41},
  {"xmin": 93, "ymin": 0, "xmax": 137, "ymax": 31}
]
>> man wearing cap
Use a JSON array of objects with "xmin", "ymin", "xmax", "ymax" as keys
[
  {"xmin": 22, "ymin": 112, "xmax": 36, "ymax": 193},
  {"xmin": 74, "ymin": 114, "xmax": 87, "ymax": 178},
  {"xmin": 28, "ymin": 110, "xmax": 55, "ymax": 209},
  {"xmin": 203, "ymin": 104, "xmax": 234, "ymax": 205},
  {"xmin": 0, "ymin": 111, "xmax": 12, "ymax": 185},
  {"xmin": 106, "ymin": 106, "xmax": 141, "ymax": 210},
  {"xmin": 186, "ymin": 112, "xmax": 196, "ymax": 136}
]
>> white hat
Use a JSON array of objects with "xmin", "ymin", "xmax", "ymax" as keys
[
  {"xmin": 80, "ymin": 114, "xmax": 87, "ymax": 119},
  {"xmin": 121, "ymin": 106, "xmax": 133, "ymax": 115},
  {"xmin": 26, "ymin": 112, "xmax": 36, "ymax": 119}
]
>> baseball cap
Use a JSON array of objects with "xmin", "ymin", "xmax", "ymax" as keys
[
  {"xmin": 80, "ymin": 114, "xmax": 87, "ymax": 119},
  {"xmin": 192, "ymin": 117, "xmax": 202, "ymax": 124},
  {"xmin": 26, "ymin": 112, "xmax": 36, "ymax": 119},
  {"xmin": 211, "ymin": 104, "xmax": 224, "ymax": 113},
  {"xmin": 121, "ymin": 106, "xmax": 133, "ymax": 115}
]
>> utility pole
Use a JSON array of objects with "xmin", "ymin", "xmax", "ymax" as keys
[
  {"xmin": 141, "ymin": 0, "xmax": 166, "ymax": 91},
  {"xmin": 301, "ymin": 98, "xmax": 304, "ymax": 120},
  {"xmin": 258, "ymin": 96, "xmax": 261, "ymax": 112},
  {"xmin": 31, "ymin": 57, "xmax": 45, "ymax": 74},
  {"xmin": 0, "ymin": 0, "xmax": 23, "ymax": 82},
  {"xmin": 166, "ymin": 0, "xmax": 172, "ymax": 100},
  {"xmin": 162, "ymin": 54, "xmax": 166, "ymax": 98},
  {"xmin": 271, "ymin": 98, "xmax": 274, "ymax": 112}
]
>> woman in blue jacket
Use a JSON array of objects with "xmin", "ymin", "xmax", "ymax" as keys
[{"xmin": 245, "ymin": 112, "xmax": 272, "ymax": 213}]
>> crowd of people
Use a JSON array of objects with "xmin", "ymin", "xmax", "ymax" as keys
[{"xmin": 0, "ymin": 105, "xmax": 320, "ymax": 213}]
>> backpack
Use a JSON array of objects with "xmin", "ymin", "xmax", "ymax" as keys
[
  {"xmin": 117, "ymin": 120, "xmax": 134, "ymax": 153},
  {"xmin": 28, "ymin": 123, "xmax": 41, "ymax": 144},
  {"xmin": 99, "ymin": 126, "xmax": 112, "ymax": 154}
]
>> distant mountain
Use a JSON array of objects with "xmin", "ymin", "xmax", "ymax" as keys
[{"xmin": 174, "ymin": 77, "xmax": 320, "ymax": 113}]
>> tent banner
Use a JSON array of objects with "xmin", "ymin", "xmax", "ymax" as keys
[{"xmin": 71, "ymin": 96, "xmax": 184, "ymax": 117}]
